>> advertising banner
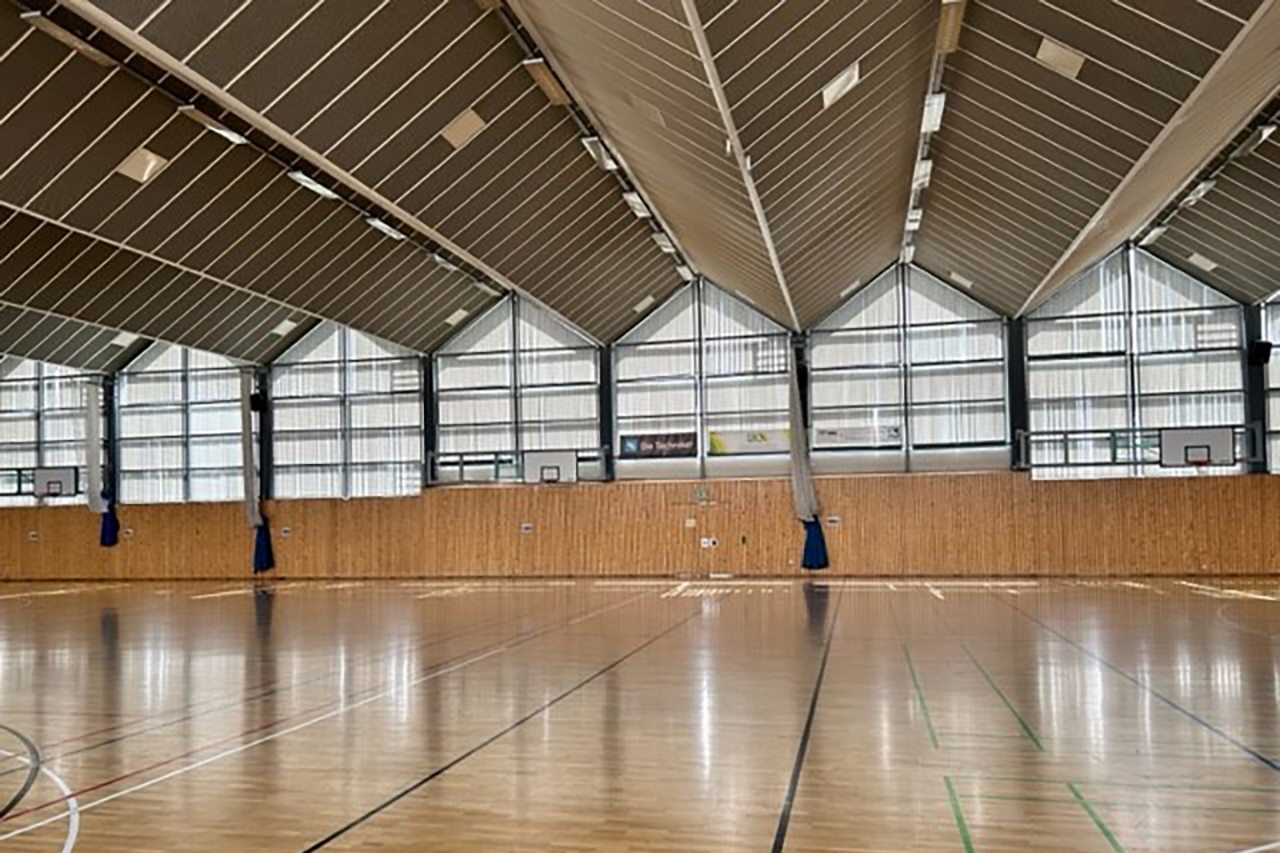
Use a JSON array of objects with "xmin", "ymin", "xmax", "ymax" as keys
[
  {"xmin": 619, "ymin": 432, "xmax": 698, "ymax": 458},
  {"xmin": 706, "ymin": 429, "xmax": 790, "ymax": 456},
  {"xmin": 814, "ymin": 425, "xmax": 903, "ymax": 447}
]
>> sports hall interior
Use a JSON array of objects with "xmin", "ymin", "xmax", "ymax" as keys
[{"xmin": 3, "ymin": 1, "xmax": 1280, "ymax": 851}]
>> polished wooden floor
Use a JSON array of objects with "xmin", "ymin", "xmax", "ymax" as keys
[{"xmin": 1, "ymin": 578, "xmax": 1279, "ymax": 852}]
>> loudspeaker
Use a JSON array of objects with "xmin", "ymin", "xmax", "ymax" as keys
[
  {"xmin": 249, "ymin": 391, "xmax": 267, "ymax": 412},
  {"xmin": 1248, "ymin": 340, "xmax": 1273, "ymax": 366}
]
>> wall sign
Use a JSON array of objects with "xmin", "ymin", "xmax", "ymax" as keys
[{"xmin": 619, "ymin": 432, "xmax": 697, "ymax": 458}]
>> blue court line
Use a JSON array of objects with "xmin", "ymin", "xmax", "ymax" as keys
[{"xmin": 1003, "ymin": 598, "xmax": 1280, "ymax": 773}]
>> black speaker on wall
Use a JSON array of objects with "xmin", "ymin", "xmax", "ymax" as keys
[{"xmin": 1249, "ymin": 340, "xmax": 1273, "ymax": 366}]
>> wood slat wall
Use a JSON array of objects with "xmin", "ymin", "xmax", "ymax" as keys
[{"xmin": 1, "ymin": 472, "xmax": 1276, "ymax": 580}]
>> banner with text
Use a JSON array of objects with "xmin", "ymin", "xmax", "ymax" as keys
[
  {"xmin": 706, "ymin": 429, "xmax": 791, "ymax": 456},
  {"xmin": 619, "ymin": 433, "xmax": 698, "ymax": 459}
]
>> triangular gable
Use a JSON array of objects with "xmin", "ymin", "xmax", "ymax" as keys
[
  {"xmin": 618, "ymin": 285, "xmax": 695, "ymax": 345},
  {"xmin": 1132, "ymin": 248, "xmax": 1238, "ymax": 311},
  {"xmin": 439, "ymin": 298, "xmax": 514, "ymax": 356},
  {"xmin": 348, "ymin": 328, "xmax": 416, "ymax": 360},
  {"xmin": 906, "ymin": 266, "xmax": 999, "ymax": 325},
  {"xmin": 518, "ymin": 298, "xmax": 594, "ymax": 352},
  {"xmin": 275, "ymin": 322, "xmax": 342, "ymax": 365},
  {"xmin": 1032, "ymin": 249, "xmax": 1128, "ymax": 318},
  {"xmin": 816, "ymin": 267, "xmax": 899, "ymax": 331},
  {"xmin": 702, "ymin": 282, "xmax": 787, "ymax": 339},
  {"xmin": 126, "ymin": 341, "xmax": 184, "ymax": 374}
]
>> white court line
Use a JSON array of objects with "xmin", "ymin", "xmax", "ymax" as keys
[
  {"xmin": 1226, "ymin": 842, "xmax": 1280, "ymax": 853},
  {"xmin": 1179, "ymin": 581, "xmax": 1278, "ymax": 602},
  {"xmin": 0, "ymin": 584, "xmax": 126, "ymax": 602},
  {"xmin": 660, "ymin": 583, "xmax": 690, "ymax": 599},
  {"xmin": 926, "ymin": 584, "xmax": 945, "ymax": 601},
  {"xmin": 189, "ymin": 589, "xmax": 255, "ymax": 601},
  {"xmin": 0, "ymin": 750, "xmax": 79, "ymax": 853},
  {"xmin": 0, "ymin": 594, "xmax": 641, "ymax": 843}
]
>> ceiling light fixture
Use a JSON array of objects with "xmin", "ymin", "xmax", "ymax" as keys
[
  {"xmin": 581, "ymin": 136, "xmax": 619, "ymax": 171},
  {"xmin": 109, "ymin": 331, "xmax": 139, "ymax": 347},
  {"xmin": 115, "ymin": 147, "xmax": 169, "ymax": 184},
  {"xmin": 622, "ymin": 191, "xmax": 652, "ymax": 218},
  {"xmin": 949, "ymin": 271, "xmax": 975, "ymax": 289},
  {"xmin": 1231, "ymin": 124, "xmax": 1277, "ymax": 160},
  {"xmin": 177, "ymin": 105, "xmax": 249, "ymax": 146},
  {"xmin": 901, "ymin": 245, "xmax": 916, "ymax": 264},
  {"xmin": 271, "ymin": 319, "xmax": 298, "ymax": 337},
  {"xmin": 935, "ymin": 0, "xmax": 968, "ymax": 54},
  {"xmin": 20, "ymin": 11, "xmax": 116, "ymax": 67},
  {"xmin": 445, "ymin": 308, "xmax": 470, "ymax": 326},
  {"xmin": 821, "ymin": 60, "xmax": 861, "ymax": 109},
  {"xmin": 1188, "ymin": 252, "xmax": 1218, "ymax": 272},
  {"xmin": 441, "ymin": 108, "xmax": 487, "ymax": 150},
  {"xmin": 913, "ymin": 158, "xmax": 934, "ymax": 190},
  {"xmin": 652, "ymin": 232, "xmax": 676, "ymax": 253},
  {"xmin": 1035, "ymin": 38, "xmax": 1086, "ymax": 80},
  {"xmin": 1181, "ymin": 179, "xmax": 1217, "ymax": 207},
  {"xmin": 905, "ymin": 208, "xmax": 925, "ymax": 231},
  {"xmin": 633, "ymin": 295, "xmax": 656, "ymax": 313},
  {"xmin": 522, "ymin": 57, "xmax": 570, "ymax": 105},
  {"xmin": 839, "ymin": 279, "xmax": 862, "ymax": 299},
  {"xmin": 473, "ymin": 281, "xmax": 500, "ymax": 297},
  {"xmin": 365, "ymin": 217, "xmax": 407, "ymax": 241},
  {"xmin": 1138, "ymin": 226, "xmax": 1168, "ymax": 247},
  {"xmin": 675, "ymin": 265, "xmax": 695, "ymax": 282},
  {"xmin": 432, "ymin": 253, "xmax": 460, "ymax": 272},
  {"xmin": 287, "ymin": 170, "xmax": 340, "ymax": 200},
  {"xmin": 921, "ymin": 93, "xmax": 947, "ymax": 134}
]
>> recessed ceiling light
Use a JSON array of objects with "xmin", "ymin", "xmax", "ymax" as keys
[
  {"xmin": 581, "ymin": 136, "xmax": 619, "ymax": 171},
  {"xmin": 905, "ymin": 208, "xmax": 924, "ymax": 231},
  {"xmin": 1188, "ymin": 252, "xmax": 1218, "ymax": 272},
  {"xmin": 522, "ymin": 57, "xmax": 570, "ymax": 105},
  {"xmin": 109, "ymin": 331, "xmax": 139, "ymax": 347},
  {"xmin": 633, "ymin": 295, "xmax": 655, "ymax": 313},
  {"xmin": 473, "ymin": 281, "xmax": 500, "ymax": 297},
  {"xmin": 1035, "ymin": 38, "xmax": 1086, "ymax": 80},
  {"xmin": 21, "ymin": 11, "xmax": 115, "ymax": 67},
  {"xmin": 445, "ymin": 308, "xmax": 470, "ymax": 326},
  {"xmin": 1138, "ymin": 226, "xmax": 1168, "ymax": 247},
  {"xmin": 936, "ymin": 0, "xmax": 967, "ymax": 55},
  {"xmin": 271, "ymin": 319, "xmax": 298, "ymax": 336},
  {"xmin": 821, "ymin": 60, "xmax": 861, "ymax": 109},
  {"xmin": 432, "ymin": 253, "xmax": 460, "ymax": 272},
  {"xmin": 901, "ymin": 245, "xmax": 916, "ymax": 264},
  {"xmin": 652, "ymin": 232, "xmax": 676, "ymax": 253},
  {"xmin": 622, "ymin": 191, "xmax": 652, "ymax": 218},
  {"xmin": 839, "ymin": 279, "xmax": 862, "ymax": 299},
  {"xmin": 441, "ymin": 108, "xmax": 487, "ymax": 150},
  {"xmin": 115, "ymin": 147, "xmax": 169, "ymax": 184},
  {"xmin": 287, "ymin": 170, "xmax": 340, "ymax": 200},
  {"xmin": 675, "ymin": 265, "xmax": 695, "ymax": 282},
  {"xmin": 950, "ymin": 271, "xmax": 975, "ymax": 289},
  {"xmin": 913, "ymin": 159, "xmax": 934, "ymax": 190},
  {"xmin": 177, "ymin": 105, "xmax": 249, "ymax": 146},
  {"xmin": 365, "ymin": 217, "xmax": 407, "ymax": 241},
  {"xmin": 1181, "ymin": 179, "xmax": 1216, "ymax": 207},
  {"xmin": 921, "ymin": 93, "xmax": 947, "ymax": 134},
  {"xmin": 1231, "ymin": 124, "xmax": 1277, "ymax": 160}
]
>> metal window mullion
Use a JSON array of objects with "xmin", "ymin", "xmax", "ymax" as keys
[
  {"xmin": 899, "ymin": 263, "xmax": 912, "ymax": 467},
  {"xmin": 1124, "ymin": 244, "xmax": 1141, "ymax": 475},
  {"xmin": 695, "ymin": 277, "xmax": 707, "ymax": 478},
  {"xmin": 181, "ymin": 349, "xmax": 192, "ymax": 502},
  {"xmin": 511, "ymin": 296, "xmax": 522, "ymax": 480},
  {"xmin": 341, "ymin": 329, "xmax": 352, "ymax": 498}
]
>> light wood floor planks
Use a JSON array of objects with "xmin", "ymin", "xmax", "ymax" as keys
[{"xmin": 0, "ymin": 578, "xmax": 1279, "ymax": 851}]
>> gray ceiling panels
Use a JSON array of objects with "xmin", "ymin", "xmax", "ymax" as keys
[
  {"xmin": 78, "ymin": 0, "xmax": 683, "ymax": 342},
  {"xmin": 914, "ymin": 0, "xmax": 1270, "ymax": 314}
]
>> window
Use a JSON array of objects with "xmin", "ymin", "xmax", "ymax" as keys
[
  {"xmin": 273, "ymin": 324, "xmax": 422, "ymax": 498},
  {"xmin": 1027, "ymin": 247, "xmax": 1245, "ymax": 479},
  {"xmin": 810, "ymin": 265, "xmax": 1006, "ymax": 456}
]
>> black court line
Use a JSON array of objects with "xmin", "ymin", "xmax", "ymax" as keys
[
  {"xmin": 295, "ymin": 609, "xmax": 702, "ymax": 853},
  {"xmin": 771, "ymin": 589, "xmax": 844, "ymax": 853},
  {"xmin": 1003, "ymin": 596, "xmax": 1280, "ymax": 773},
  {"xmin": 0, "ymin": 725, "xmax": 40, "ymax": 820}
]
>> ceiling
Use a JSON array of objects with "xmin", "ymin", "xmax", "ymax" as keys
[{"xmin": 0, "ymin": 0, "xmax": 1278, "ymax": 371}]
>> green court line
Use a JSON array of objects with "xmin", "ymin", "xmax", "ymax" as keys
[
  {"xmin": 951, "ymin": 772, "xmax": 1280, "ymax": 797},
  {"xmin": 960, "ymin": 642, "xmax": 1044, "ymax": 751},
  {"xmin": 903, "ymin": 643, "xmax": 940, "ymax": 749},
  {"xmin": 944, "ymin": 776, "xmax": 977, "ymax": 853},
  {"xmin": 967, "ymin": 792, "xmax": 1280, "ymax": 816},
  {"xmin": 1068, "ymin": 783, "xmax": 1127, "ymax": 853}
]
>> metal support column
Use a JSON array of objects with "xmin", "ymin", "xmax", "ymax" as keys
[
  {"xmin": 102, "ymin": 374, "xmax": 120, "ymax": 501},
  {"xmin": 254, "ymin": 367, "xmax": 274, "ymax": 501},
  {"xmin": 1006, "ymin": 317, "xmax": 1030, "ymax": 470},
  {"xmin": 1245, "ymin": 304, "xmax": 1269, "ymax": 473},
  {"xmin": 791, "ymin": 331, "xmax": 811, "ymax": 429},
  {"xmin": 422, "ymin": 354, "xmax": 438, "ymax": 486},
  {"xmin": 598, "ymin": 345, "xmax": 616, "ymax": 481}
]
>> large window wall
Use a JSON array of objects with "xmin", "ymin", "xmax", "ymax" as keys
[
  {"xmin": 614, "ymin": 281, "xmax": 790, "ymax": 478},
  {"xmin": 1027, "ymin": 247, "xmax": 1246, "ymax": 479},
  {"xmin": 118, "ymin": 344, "xmax": 245, "ymax": 503},
  {"xmin": 435, "ymin": 297, "xmax": 600, "ymax": 482},
  {"xmin": 809, "ymin": 265, "xmax": 1007, "ymax": 472},
  {"xmin": 272, "ymin": 324, "xmax": 422, "ymax": 498},
  {"xmin": 0, "ymin": 358, "xmax": 99, "ymax": 505}
]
